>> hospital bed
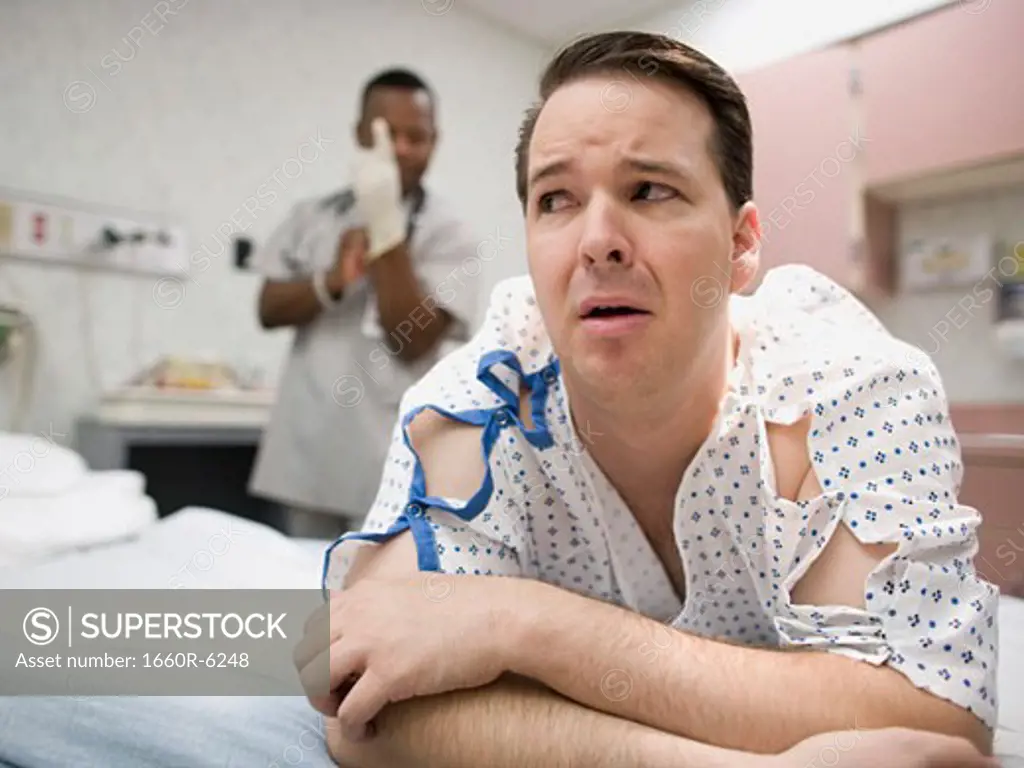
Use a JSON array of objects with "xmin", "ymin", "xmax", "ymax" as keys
[{"xmin": 0, "ymin": 506, "xmax": 1021, "ymax": 766}]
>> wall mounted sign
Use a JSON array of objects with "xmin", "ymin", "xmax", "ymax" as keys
[{"xmin": 901, "ymin": 234, "xmax": 994, "ymax": 292}]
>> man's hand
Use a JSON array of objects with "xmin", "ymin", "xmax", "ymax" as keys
[
  {"xmin": 352, "ymin": 117, "xmax": 406, "ymax": 260},
  {"xmin": 771, "ymin": 727, "xmax": 999, "ymax": 768},
  {"xmin": 295, "ymin": 572, "xmax": 526, "ymax": 743},
  {"xmin": 326, "ymin": 227, "xmax": 368, "ymax": 296}
]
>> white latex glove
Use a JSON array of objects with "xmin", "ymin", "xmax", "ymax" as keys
[{"xmin": 352, "ymin": 117, "xmax": 407, "ymax": 261}]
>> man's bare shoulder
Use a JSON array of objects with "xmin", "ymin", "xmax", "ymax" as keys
[
  {"xmin": 343, "ymin": 412, "xmax": 492, "ymax": 588},
  {"xmin": 407, "ymin": 410, "xmax": 487, "ymax": 506}
]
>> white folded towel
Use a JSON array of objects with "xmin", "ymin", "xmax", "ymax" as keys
[
  {"xmin": 0, "ymin": 469, "xmax": 158, "ymax": 566},
  {"xmin": 0, "ymin": 430, "xmax": 88, "ymax": 498},
  {"xmin": 0, "ymin": 507, "xmax": 322, "ymax": 591}
]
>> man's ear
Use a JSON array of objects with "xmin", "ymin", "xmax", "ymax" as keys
[{"xmin": 729, "ymin": 201, "xmax": 761, "ymax": 293}]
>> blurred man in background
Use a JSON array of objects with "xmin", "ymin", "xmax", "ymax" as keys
[{"xmin": 249, "ymin": 68, "xmax": 482, "ymax": 537}]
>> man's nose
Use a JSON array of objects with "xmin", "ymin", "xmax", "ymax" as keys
[
  {"xmin": 392, "ymin": 134, "xmax": 415, "ymax": 160},
  {"xmin": 578, "ymin": 198, "xmax": 632, "ymax": 269}
]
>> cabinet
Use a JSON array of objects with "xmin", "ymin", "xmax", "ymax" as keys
[
  {"xmin": 736, "ymin": 1, "xmax": 1022, "ymax": 295},
  {"xmin": 738, "ymin": 45, "xmax": 866, "ymax": 290},
  {"xmin": 860, "ymin": 0, "xmax": 1024, "ymax": 187},
  {"xmin": 75, "ymin": 415, "xmax": 287, "ymax": 530},
  {"xmin": 957, "ymin": 436, "xmax": 1024, "ymax": 598}
]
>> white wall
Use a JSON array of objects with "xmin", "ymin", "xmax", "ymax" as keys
[
  {"xmin": 624, "ymin": 0, "xmax": 957, "ymax": 73},
  {"xmin": 0, "ymin": 0, "xmax": 545, "ymax": 440}
]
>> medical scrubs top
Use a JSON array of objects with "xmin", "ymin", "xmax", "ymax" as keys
[{"xmin": 249, "ymin": 187, "xmax": 482, "ymax": 517}]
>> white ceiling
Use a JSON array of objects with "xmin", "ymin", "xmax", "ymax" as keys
[{"xmin": 456, "ymin": 0, "xmax": 683, "ymax": 47}]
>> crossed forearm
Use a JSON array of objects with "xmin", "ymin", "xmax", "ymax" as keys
[
  {"xmin": 327, "ymin": 674, "xmax": 752, "ymax": 768},
  {"xmin": 501, "ymin": 581, "xmax": 980, "ymax": 754}
]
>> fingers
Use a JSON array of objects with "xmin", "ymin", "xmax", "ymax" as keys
[
  {"xmin": 336, "ymin": 668, "xmax": 390, "ymax": 743},
  {"xmin": 369, "ymin": 116, "xmax": 395, "ymax": 159},
  {"xmin": 298, "ymin": 642, "xmax": 365, "ymax": 718},
  {"xmin": 343, "ymin": 232, "xmax": 369, "ymax": 271},
  {"xmin": 301, "ymin": 595, "xmax": 332, "ymax": 638},
  {"xmin": 294, "ymin": 601, "xmax": 333, "ymax": 672},
  {"xmin": 295, "ymin": 642, "xmax": 336, "ymax": 714},
  {"xmin": 295, "ymin": 597, "xmax": 350, "ymax": 672},
  {"xmin": 306, "ymin": 688, "xmax": 343, "ymax": 720},
  {"xmin": 341, "ymin": 227, "xmax": 369, "ymax": 251},
  {"xmin": 294, "ymin": 597, "xmax": 357, "ymax": 714},
  {"xmin": 344, "ymin": 253, "xmax": 366, "ymax": 284}
]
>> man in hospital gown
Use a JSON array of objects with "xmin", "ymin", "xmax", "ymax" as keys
[
  {"xmin": 302, "ymin": 32, "xmax": 1002, "ymax": 767},
  {"xmin": 249, "ymin": 68, "xmax": 482, "ymax": 537},
  {"xmin": 0, "ymin": 33, "xmax": 1003, "ymax": 768}
]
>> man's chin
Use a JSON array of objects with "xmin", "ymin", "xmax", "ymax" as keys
[
  {"xmin": 567, "ymin": 348, "xmax": 645, "ymax": 390},
  {"xmin": 400, "ymin": 174, "xmax": 423, "ymax": 197}
]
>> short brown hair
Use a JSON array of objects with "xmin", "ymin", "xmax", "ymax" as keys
[{"xmin": 514, "ymin": 31, "xmax": 752, "ymax": 211}]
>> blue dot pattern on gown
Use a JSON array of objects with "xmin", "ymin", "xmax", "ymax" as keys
[{"xmin": 322, "ymin": 263, "xmax": 999, "ymax": 730}]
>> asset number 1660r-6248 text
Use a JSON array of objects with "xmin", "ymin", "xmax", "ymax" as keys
[{"xmin": 143, "ymin": 652, "xmax": 249, "ymax": 668}]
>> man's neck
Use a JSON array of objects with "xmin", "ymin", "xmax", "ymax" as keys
[{"xmin": 565, "ymin": 327, "xmax": 738, "ymax": 525}]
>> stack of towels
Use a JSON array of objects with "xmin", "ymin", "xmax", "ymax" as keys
[{"xmin": 0, "ymin": 431, "xmax": 157, "ymax": 567}]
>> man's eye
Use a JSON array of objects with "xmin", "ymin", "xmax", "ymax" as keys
[
  {"xmin": 538, "ymin": 191, "xmax": 569, "ymax": 213},
  {"xmin": 633, "ymin": 181, "xmax": 677, "ymax": 201}
]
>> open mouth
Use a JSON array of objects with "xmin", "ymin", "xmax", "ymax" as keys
[{"xmin": 582, "ymin": 305, "xmax": 650, "ymax": 319}]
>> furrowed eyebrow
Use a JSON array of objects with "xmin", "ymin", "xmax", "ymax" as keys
[
  {"xmin": 625, "ymin": 157, "xmax": 697, "ymax": 185},
  {"xmin": 528, "ymin": 159, "xmax": 572, "ymax": 189},
  {"xmin": 527, "ymin": 156, "xmax": 698, "ymax": 189}
]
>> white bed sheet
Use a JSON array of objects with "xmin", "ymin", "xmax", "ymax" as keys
[
  {"xmin": 0, "ymin": 506, "xmax": 1019, "ymax": 762},
  {"xmin": 997, "ymin": 594, "xmax": 1024, "ymax": 764}
]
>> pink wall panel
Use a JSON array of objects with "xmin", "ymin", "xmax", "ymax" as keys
[
  {"xmin": 949, "ymin": 404, "xmax": 1024, "ymax": 596},
  {"xmin": 738, "ymin": 45, "xmax": 863, "ymax": 288},
  {"xmin": 960, "ymin": 460, "xmax": 1024, "ymax": 598},
  {"xmin": 860, "ymin": 1, "xmax": 1024, "ymax": 185},
  {"xmin": 951, "ymin": 404, "xmax": 1024, "ymax": 435}
]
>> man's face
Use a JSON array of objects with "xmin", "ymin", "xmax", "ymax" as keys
[
  {"xmin": 357, "ymin": 86, "xmax": 436, "ymax": 195},
  {"xmin": 524, "ymin": 74, "xmax": 760, "ymax": 399}
]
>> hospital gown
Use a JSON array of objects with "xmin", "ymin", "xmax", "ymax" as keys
[{"xmin": 324, "ymin": 264, "xmax": 999, "ymax": 730}]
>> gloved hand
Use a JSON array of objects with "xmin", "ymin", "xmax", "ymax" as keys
[{"xmin": 352, "ymin": 117, "xmax": 407, "ymax": 262}]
